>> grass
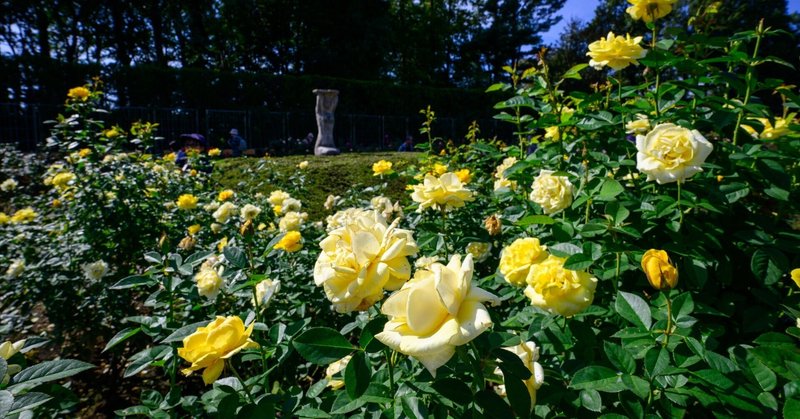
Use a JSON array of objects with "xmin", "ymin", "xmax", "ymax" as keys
[{"xmin": 211, "ymin": 152, "xmax": 421, "ymax": 221}]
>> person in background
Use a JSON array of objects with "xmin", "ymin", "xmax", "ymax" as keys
[
  {"xmin": 398, "ymin": 135, "xmax": 414, "ymax": 152},
  {"xmin": 228, "ymin": 128, "xmax": 247, "ymax": 157},
  {"xmin": 175, "ymin": 133, "xmax": 210, "ymax": 172}
]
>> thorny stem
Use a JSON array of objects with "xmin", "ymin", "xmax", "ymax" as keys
[{"xmin": 732, "ymin": 19, "xmax": 765, "ymax": 146}]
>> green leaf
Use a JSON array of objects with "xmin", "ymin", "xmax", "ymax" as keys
[
  {"xmin": 103, "ymin": 327, "xmax": 141, "ymax": 352},
  {"xmin": 644, "ymin": 346, "xmax": 669, "ymax": 378},
  {"xmin": 615, "ymin": 291, "xmax": 652, "ymax": 330},
  {"xmin": 562, "ymin": 63, "xmax": 589, "ymax": 80},
  {"xmin": 693, "ymin": 369, "xmax": 735, "ymax": 390},
  {"xmin": 485, "ymin": 83, "xmax": 508, "ymax": 93},
  {"xmin": 570, "ymin": 366, "xmax": 626, "ymax": 392},
  {"xmin": 549, "ymin": 242, "xmax": 582, "ymax": 257},
  {"xmin": 499, "ymin": 364, "xmax": 531, "ymax": 416},
  {"xmin": 292, "ymin": 327, "xmax": 355, "ymax": 365},
  {"xmin": 161, "ymin": 321, "xmax": 209, "ymax": 344},
  {"xmin": 223, "ymin": 246, "xmax": 247, "ymax": 269},
  {"xmin": 516, "ymin": 215, "xmax": 555, "ymax": 226},
  {"xmin": 580, "ymin": 389, "xmax": 602, "ymax": 412},
  {"xmin": 124, "ymin": 346, "xmax": 170, "ymax": 378},
  {"xmin": 563, "ymin": 253, "xmax": 594, "ymax": 271},
  {"xmin": 295, "ymin": 407, "xmax": 332, "ymax": 418},
  {"xmin": 110, "ymin": 275, "xmax": 156, "ymax": 290},
  {"xmin": 750, "ymin": 248, "xmax": 788, "ymax": 285},
  {"xmin": 344, "ymin": 351, "xmax": 370, "ymax": 400},
  {"xmin": 604, "ymin": 342, "xmax": 636, "ymax": 374},
  {"xmin": 359, "ymin": 317, "xmax": 388, "ymax": 353},
  {"xmin": 432, "ymin": 378, "xmax": 472, "ymax": 405},
  {"xmin": 7, "ymin": 392, "xmax": 52, "ymax": 416},
  {"xmin": 400, "ymin": 395, "xmax": 427, "ymax": 419},
  {"xmin": 0, "ymin": 358, "xmax": 6, "ymax": 382},
  {"xmin": 185, "ymin": 250, "xmax": 214, "ymax": 267},
  {"xmin": 0, "ymin": 390, "xmax": 12, "ymax": 418},
  {"xmin": 475, "ymin": 389, "xmax": 514, "ymax": 419},
  {"xmin": 784, "ymin": 396, "xmax": 800, "ymax": 418},
  {"xmin": 9, "ymin": 359, "xmax": 94, "ymax": 391},
  {"xmin": 597, "ymin": 178, "xmax": 624, "ymax": 201}
]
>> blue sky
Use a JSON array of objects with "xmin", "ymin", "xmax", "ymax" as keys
[{"xmin": 541, "ymin": 0, "xmax": 800, "ymax": 44}]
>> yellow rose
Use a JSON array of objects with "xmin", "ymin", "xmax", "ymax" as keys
[
  {"xmin": 529, "ymin": 170, "xmax": 574, "ymax": 214},
  {"xmin": 176, "ymin": 194, "xmax": 198, "ymax": 210},
  {"xmin": 217, "ymin": 237, "xmax": 228, "ymax": 252},
  {"xmin": 641, "ymin": 249, "xmax": 678, "ymax": 290},
  {"xmin": 792, "ymin": 268, "xmax": 800, "ymax": 288},
  {"xmin": 52, "ymin": 172, "xmax": 76, "ymax": 190},
  {"xmin": 104, "ymin": 128, "xmax": 119, "ymax": 138},
  {"xmin": 188, "ymin": 224, "xmax": 201, "ymax": 236},
  {"xmin": 544, "ymin": 126, "xmax": 561, "ymax": 141},
  {"xmin": 373, "ymin": 160, "xmax": 394, "ymax": 176},
  {"xmin": 67, "ymin": 86, "xmax": 90, "ymax": 101},
  {"xmin": 751, "ymin": 117, "xmax": 794, "ymax": 140},
  {"xmin": 267, "ymin": 190, "xmax": 290, "ymax": 206},
  {"xmin": 82, "ymin": 260, "xmax": 108, "ymax": 281},
  {"xmin": 218, "ymin": 189, "xmax": 235, "ymax": 202},
  {"xmin": 454, "ymin": 169, "xmax": 472, "ymax": 184},
  {"xmin": 254, "ymin": 278, "xmax": 280, "ymax": 309},
  {"xmin": 432, "ymin": 163, "xmax": 448, "ymax": 176},
  {"xmin": 626, "ymin": 0, "xmax": 676, "ymax": 22},
  {"xmin": 325, "ymin": 207, "xmax": 373, "ymax": 231},
  {"xmin": 499, "ymin": 238, "xmax": 548, "ymax": 286},
  {"xmin": 208, "ymin": 148, "xmax": 221, "ymax": 157},
  {"xmin": 636, "ymin": 123, "xmax": 713, "ymax": 184},
  {"xmin": 1, "ymin": 178, "xmax": 18, "ymax": 192},
  {"xmin": 213, "ymin": 202, "xmax": 238, "ymax": 223},
  {"xmin": 279, "ymin": 211, "xmax": 307, "ymax": 232},
  {"xmin": 325, "ymin": 355, "xmax": 351, "ymax": 390},
  {"xmin": 163, "ymin": 152, "xmax": 176, "ymax": 162},
  {"xmin": 524, "ymin": 255, "xmax": 597, "ymax": 317},
  {"xmin": 6, "ymin": 259, "xmax": 25, "ymax": 279},
  {"xmin": 0, "ymin": 212, "xmax": 9, "ymax": 224},
  {"xmin": 240, "ymin": 204, "xmax": 262, "ymax": 221},
  {"xmin": 314, "ymin": 211, "xmax": 417, "ymax": 312},
  {"xmin": 410, "ymin": 172, "xmax": 474, "ymax": 212},
  {"xmin": 195, "ymin": 267, "xmax": 223, "ymax": 299},
  {"xmin": 494, "ymin": 157, "xmax": 518, "ymax": 192},
  {"xmin": 274, "ymin": 231, "xmax": 303, "ymax": 252},
  {"xmin": 10, "ymin": 207, "xmax": 37, "ymax": 223},
  {"xmin": 376, "ymin": 254, "xmax": 499, "ymax": 376},
  {"xmin": 494, "ymin": 341, "xmax": 545, "ymax": 405},
  {"xmin": 210, "ymin": 223, "xmax": 222, "ymax": 234},
  {"xmin": 298, "ymin": 160, "xmax": 309, "ymax": 169},
  {"xmin": 178, "ymin": 316, "xmax": 258, "ymax": 385},
  {"xmin": 626, "ymin": 115, "xmax": 651, "ymax": 134},
  {"xmin": 587, "ymin": 32, "xmax": 647, "ymax": 71},
  {"xmin": 0, "ymin": 338, "xmax": 25, "ymax": 386}
]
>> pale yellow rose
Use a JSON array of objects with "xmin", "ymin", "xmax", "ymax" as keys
[
  {"xmin": 314, "ymin": 210, "xmax": 417, "ymax": 313},
  {"xmin": 210, "ymin": 223, "xmax": 223, "ymax": 234},
  {"xmin": 1, "ymin": 178, "xmax": 18, "ymax": 192},
  {"xmin": 6, "ymin": 259, "xmax": 25, "ymax": 279},
  {"xmin": 325, "ymin": 355, "xmax": 351, "ymax": 390},
  {"xmin": 176, "ymin": 194, "xmax": 199, "ymax": 210},
  {"xmin": 626, "ymin": 0, "xmax": 676, "ymax": 22},
  {"xmin": 494, "ymin": 341, "xmax": 545, "ymax": 406},
  {"xmin": 587, "ymin": 32, "xmax": 647, "ymax": 71},
  {"xmin": 324, "ymin": 194, "xmax": 339, "ymax": 211},
  {"xmin": 641, "ymin": 249, "xmax": 678, "ymax": 290},
  {"xmin": 298, "ymin": 160, "xmax": 309, "ymax": 169},
  {"xmin": 375, "ymin": 254, "xmax": 500, "ymax": 376},
  {"xmin": 626, "ymin": 115, "xmax": 651, "ymax": 134},
  {"xmin": 636, "ymin": 123, "xmax": 713, "ymax": 184},
  {"xmin": 524, "ymin": 255, "xmax": 597, "ymax": 317},
  {"xmin": 499, "ymin": 238, "xmax": 548, "ymax": 286},
  {"xmin": 410, "ymin": 172, "xmax": 474, "ymax": 212},
  {"xmin": 493, "ymin": 157, "xmax": 518, "ymax": 191},
  {"xmin": 326, "ymin": 208, "xmax": 372, "ymax": 231},
  {"xmin": 213, "ymin": 202, "xmax": 238, "ymax": 223},
  {"xmin": 240, "ymin": 204, "xmax": 262, "ymax": 221},
  {"xmin": 254, "ymin": 278, "xmax": 280, "ymax": 309},
  {"xmin": 279, "ymin": 211, "xmax": 307, "ymax": 232},
  {"xmin": 267, "ymin": 190, "xmax": 290, "ymax": 206},
  {"xmin": 371, "ymin": 196, "xmax": 399, "ymax": 220},
  {"xmin": 466, "ymin": 242, "xmax": 491, "ymax": 262},
  {"xmin": 529, "ymin": 170, "xmax": 574, "ymax": 214},
  {"xmin": 178, "ymin": 316, "xmax": 259, "ymax": 385},
  {"xmin": 82, "ymin": 260, "xmax": 108, "ymax": 281},
  {"xmin": 195, "ymin": 267, "xmax": 223, "ymax": 299},
  {"xmin": 280, "ymin": 198, "xmax": 302, "ymax": 215},
  {"xmin": 0, "ymin": 339, "xmax": 25, "ymax": 386}
]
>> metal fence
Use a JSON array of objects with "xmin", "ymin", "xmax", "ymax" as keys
[{"xmin": 0, "ymin": 103, "xmax": 513, "ymax": 153}]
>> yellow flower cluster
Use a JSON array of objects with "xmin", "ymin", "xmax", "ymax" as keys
[
  {"xmin": 10, "ymin": 207, "xmax": 37, "ymax": 224},
  {"xmin": 587, "ymin": 32, "xmax": 647, "ymax": 71}
]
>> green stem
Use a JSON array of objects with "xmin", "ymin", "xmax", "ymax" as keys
[
  {"xmin": 732, "ymin": 20, "xmax": 764, "ymax": 146},
  {"xmin": 614, "ymin": 252, "xmax": 621, "ymax": 293},
  {"xmin": 677, "ymin": 181, "xmax": 683, "ymax": 227},
  {"xmin": 664, "ymin": 293, "xmax": 673, "ymax": 347},
  {"xmin": 229, "ymin": 362, "xmax": 256, "ymax": 404},
  {"xmin": 441, "ymin": 207, "xmax": 451, "ymax": 255},
  {"xmin": 386, "ymin": 349, "xmax": 396, "ymax": 395},
  {"xmin": 651, "ymin": 24, "xmax": 661, "ymax": 118}
]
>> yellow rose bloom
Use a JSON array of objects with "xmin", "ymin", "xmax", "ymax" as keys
[
  {"xmin": 217, "ymin": 237, "xmax": 228, "ymax": 252},
  {"xmin": 52, "ymin": 172, "xmax": 76, "ymax": 190},
  {"xmin": 5, "ymin": 259, "xmax": 25, "ymax": 279},
  {"xmin": 188, "ymin": 224, "xmax": 201, "ymax": 236},
  {"xmin": 626, "ymin": 115, "xmax": 651, "ymax": 134},
  {"xmin": 325, "ymin": 355, "xmax": 351, "ymax": 390},
  {"xmin": 10, "ymin": 207, "xmax": 37, "ymax": 224},
  {"xmin": 0, "ymin": 212, "xmax": 9, "ymax": 224},
  {"xmin": 195, "ymin": 267, "xmax": 223, "ymax": 299},
  {"xmin": 67, "ymin": 86, "xmax": 90, "ymax": 101},
  {"xmin": 410, "ymin": 173, "xmax": 474, "ymax": 212},
  {"xmin": 176, "ymin": 194, "xmax": 198, "ymax": 210},
  {"xmin": 208, "ymin": 148, "xmax": 221, "ymax": 157},
  {"xmin": 432, "ymin": 163, "xmax": 448, "ymax": 176},
  {"xmin": 163, "ymin": 152, "xmax": 176, "ymax": 162},
  {"xmin": 1, "ymin": 178, "xmax": 17, "ymax": 192},
  {"xmin": 0, "ymin": 338, "xmax": 25, "ymax": 386},
  {"xmin": 104, "ymin": 128, "xmax": 119, "ymax": 138},
  {"xmin": 298, "ymin": 160, "xmax": 309, "ymax": 169},
  {"xmin": 78, "ymin": 148, "xmax": 92, "ymax": 157},
  {"xmin": 494, "ymin": 157, "xmax": 518, "ymax": 191},
  {"xmin": 274, "ymin": 231, "xmax": 303, "ymax": 252},
  {"xmin": 213, "ymin": 202, "xmax": 237, "ymax": 223},
  {"xmin": 254, "ymin": 278, "xmax": 280, "ymax": 309},
  {"xmin": 279, "ymin": 211, "xmax": 307, "ymax": 232},
  {"xmin": 267, "ymin": 190, "xmax": 290, "ymax": 206},
  {"xmin": 499, "ymin": 238, "xmax": 548, "ymax": 286},
  {"xmin": 529, "ymin": 170, "xmax": 574, "ymax": 214},
  {"xmin": 375, "ymin": 254, "xmax": 500, "ymax": 376},
  {"xmin": 314, "ymin": 211, "xmax": 418, "ymax": 312},
  {"xmin": 240, "ymin": 204, "xmax": 262, "ymax": 222},
  {"xmin": 373, "ymin": 160, "xmax": 394, "ymax": 176},
  {"xmin": 454, "ymin": 169, "xmax": 472, "ymax": 184},
  {"xmin": 636, "ymin": 123, "xmax": 713, "ymax": 184},
  {"xmin": 754, "ymin": 117, "xmax": 794, "ymax": 140},
  {"xmin": 587, "ymin": 32, "xmax": 647, "ymax": 71},
  {"xmin": 178, "ymin": 316, "xmax": 259, "ymax": 385},
  {"xmin": 641, "ymin": 249, "xmax": 678, "ymax": 290},
  {"xmin": 626, "ymin": 0, "xmax": 676, "ymax": 22},
  {"xmin": 524, "ymin": 255, "xmax": 597, "ymax": 317},
  {"xmin": 544, "ymin": 126, "xmax": 561, "ymax": 141},
  {"xmin": 792, "ymin": 268, "xmax": 800, "ymax": 288},
  {"xmin": 494, "ymin": 341, "xmax": 545, "ymax": 405}
]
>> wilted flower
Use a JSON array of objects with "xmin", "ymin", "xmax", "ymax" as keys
[
  {"xmin": 636, "ymin": 123, "xmax": 713, "ymax": 184},
  {"xmin": 176, "ymin": 194, "xmax": 199, "ymax": 210},
  {"xmin": 314, "ymin": 210, "xmax": 417, "ymax": 312},
  {"xmin": 641, "ymin": 249, "xmax": 678, "ymax": 290},
  {"xmin": 484, "ymin": 214, "xmax": 502, "ymax": 236},
  {"xmin": 376, "ymin": 254, "xmax": 500, "ymax": 376},
  {"xmin": 178, "ymin": 236, "xmax": 197, "ymax": 250},
  {"xmin": 82, "ymin": 260, "xmax": 109, "ymax": 281},
  {"xmin": 524, "ymin": 255, "xmax": 597, "ymax": 317},
  {"xmin": 411, "ymin": 173, "xmax": 474, "ymax": 212},
  {"xmin": 587, "ymin": 32, "xmax": 647, "ymax": 71},
  {"xmin": 178, "ymin": 316, "xmax": 258, "ymax": 385}
]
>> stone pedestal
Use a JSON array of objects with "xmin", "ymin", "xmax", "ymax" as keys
[{"xmin": 313, "ymin": 89, "xmax": 341, "ymax": 156}]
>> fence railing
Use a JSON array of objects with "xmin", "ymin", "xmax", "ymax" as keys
[{"xmin": 0, "ymin": 103, "xmax": 514, "ymax": 153}]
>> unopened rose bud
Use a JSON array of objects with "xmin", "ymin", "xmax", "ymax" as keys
[{"xmin": 641, "ymin": 249, "xmax": 678, "ymax": 290}]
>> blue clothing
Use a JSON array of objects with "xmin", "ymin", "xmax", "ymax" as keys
[{"xmin": 229, "ymin": 135, "xmax": 247, "ymax": 156}]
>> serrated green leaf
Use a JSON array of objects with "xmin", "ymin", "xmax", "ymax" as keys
[
  {"xmin": 580, "ymin": 389, "xmax": 602, "ymax": 412},
  {"xmin": 344, "ymin": 351, "xmax": 370, "ymax": 400},
  {"xmin": 604, "ymin": 342, "xmax": 636, "ymax": 374},
  {"xmin": 615, "ymin": 291, "xmax": 652, "ymax": 330},
  {"xmin": 9, "ymin": 359, "xmax": 94, "ymax": 391},
  {"xmin": 570, "ymin": 366, "xmax": 626, "ymax": 392},
  {"xmin": 292, "ymin": 327, "xmax": 355, "ymax": 365},
  {"xmin": 110, "ymin": 275, "xmax": 156, "ymax": 290},
  {"xmin": 103, "ymin": 327, "xmax": 141, "ymax": 352}
]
